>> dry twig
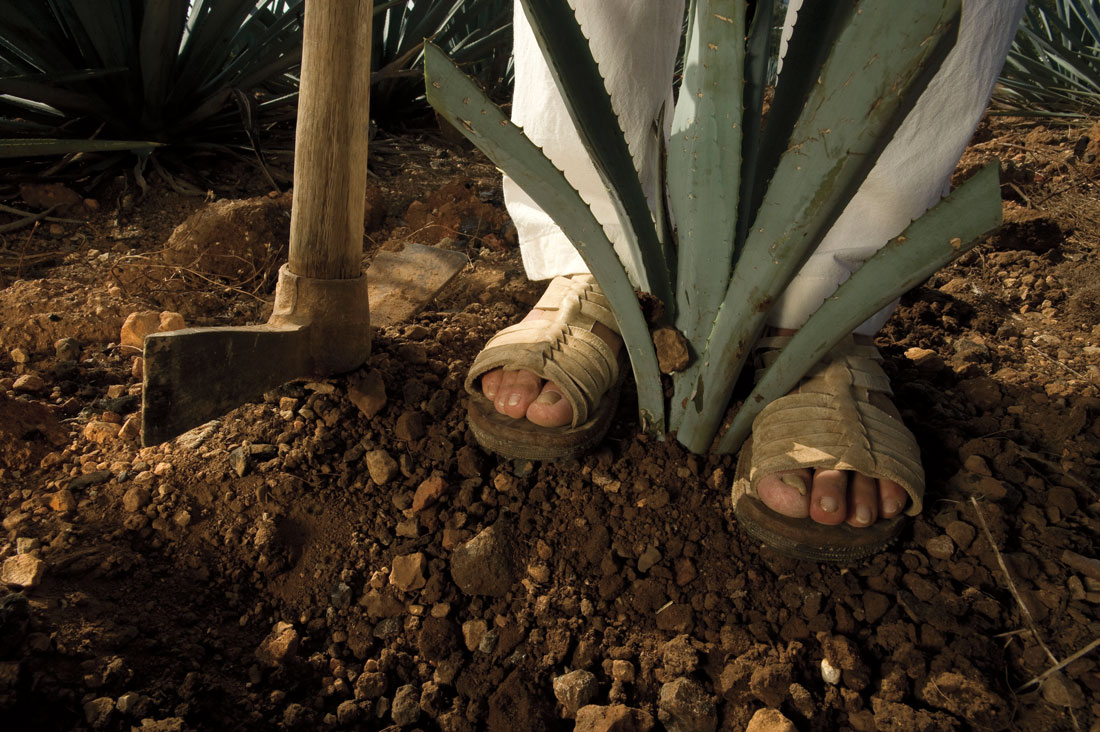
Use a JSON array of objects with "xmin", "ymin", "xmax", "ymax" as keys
[{"xmin": 969, "ymin": 496, "xmax": 1057, "ymax": 667}]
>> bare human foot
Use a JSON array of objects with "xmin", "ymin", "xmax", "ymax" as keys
[
  {"xmin": 753, "ymin": 329, "xmax": 910, "ymax": 528},
  {"xmin": 479, "ymin": 308, "xmax": 622, "ymax": 428}
]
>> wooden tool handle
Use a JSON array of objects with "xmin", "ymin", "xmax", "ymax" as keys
[{"xmin": 289, "ymin": 0, "xmax": 373, "ymax": 279}]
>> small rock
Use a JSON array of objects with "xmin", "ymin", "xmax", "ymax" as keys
[
  {"xmin": 574, "ymin": 704, "xmax": 655, "ymax": 732},
  {"xmin": 365, "ymin": 449, "xmax": 399, "ymax": 485},
  {"xmin": 653, "ymin": 327, "xmax": 691, "ymax": 374},
  {"xmin": 390, "ymin": 553, "xmax": 426, "ymax": 592},
  {"xmin": 658, "ymin": 678, "xmax": 717, "ymax": 732},
  {"xmin": 637, "ymin": 545, "xmax": 662, "ymax": 573},
  {"xmin": 611, "ymin": 660, "xmax": 635, "ymax": 683},
  {"xmin": 660, "ymin": 635, "xmax": 699, "ymax": 676},
  {"xmin": 745, "ymin": 709, "xmax": 797, "ymax": 732},
  {"xmin": 229, "ymin": 446, "xmax": 251, "ymax": 478},
  {"xmin": 13, "ymin": 374, "xmax": 46, "ymax": 393},
  {"xmin": 395, "ymin": 411, "xmax": 425, "ymax": 441},
  {"xmin": 256, "ymin": 622, "xmax": 299, "ymax": 667},
  {"xmin": 348, "ymin": 369, "xmax": 387, "ymax": 418},
  {"xmin": 354, "ymin": 670, "xmax": 387, "ymax": 699},
  {"xmin": 173, "ymin": 509, "xmax": 191, "ymax": 528},
  {"xmin": 456, "ymin": 445, "xmax": 486, "ymax": 478},
  {"xmin": 49, "ymin": 489, "xmax": 77, "ymax": 512},
  {"xmin": 412, "ymin": 475, "xmax": 447, "ymax": 512},
  {"xmin": 122, "ymin": 486, "xmax": 151, "ymax": 513},
  {"xmin": 117, "ymin": 417, "xmax": 140, "ymax": 442},
  {"xmin": 84, "ymin": 420, "xmax": 121, "ymax": 443},
  {"xmin": 924, "ymin": 535, "xmax": 954, "ymax": 560},
  {"xmin": 391, "ymin": 683, "xmax": 420, "ymax": 726},
  {"xmin": 553, "ymin": 670, "xmax": 598, "ymax": 718},
  {"xmin": 462, "ymin": 619, "xmax": 488, "ymax": 651},
  {"xmin": 450, "ymin": 522, "xmax": 517, "ymax": 597},
  {"xmin": 336, "ymin": 699, "xmax": 359, "ymax": 725},
  {"xmin": 120, "ymin": 312, "xmax": 160, "ymax": 350},
  {"xmin": 820, "ymin": 657, "xmax": 841, "ymax": 685},
  {"xmin": 945, "ymin": 520, "xmax": 976, "ymax": 551},
  {"xmin": 115, "ymin": 692, "xmax": 145, "ymax": 716},
  {"xmin": 70, "ymin": 470, "xmax": 112, "ymax": 489},
  {"xmin": 9, "ymin": 348, "xmax": 29, "ymax": 364},
  {"xmin": 2, "ymin": 555, "xmax": 46, "ymax": 588},
  {"xmin": 83, "ymin": 697, "xmax": 114, "ymax": 729},
  {"xmin": 131, "ymin": 357, "xmax": 144, "ymax": 380},
  {"xmin": 1041, "ymin": 671, "xmax": 1086, "ymax": 708}
]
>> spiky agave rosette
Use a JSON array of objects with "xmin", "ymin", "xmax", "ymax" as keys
[{"xmin": 425, "ymin": 0, "xmax": 1004, "ymax": 454}]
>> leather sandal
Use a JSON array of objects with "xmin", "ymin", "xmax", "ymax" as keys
[
  {"xmin": 464, "ymin": 274, "xmax": 625, "ymax": 460},
  {"xmin": 732, "ymin": 336, "xmax": 924, "ymax": 563}
]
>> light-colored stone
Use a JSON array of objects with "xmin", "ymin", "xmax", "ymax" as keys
[
  {"xmin": 13, "ymin": 374, "xmax": 46, "ymax": 393},
  {"xmin": 84, "ymin": 420, "xmax": 121, "ymax": 443},
  {"xmin": 412, "ymin": 475, "xmax": 447, "ymax": 512},
  {"xmin": 553, "ymin": 669, "xmax": 598, "ymax": 719},
  {"xmin": 574, "ymin": 704, "xmax": 655, "ymax": 732},
  {"xmin": 658, "ymin": 678, "xmax": 716, "ymax": 732},
  {"xmin": 256, "ymin": 622, "xmax": 299, "ymax": 667},
  {"xmin": 391, "ymin": 683, "xmax": 420, "ymax": 726},
  {"xmin": 745, "ymin": 709, "xmax": 797, "ymax": 732},
  {"xmin": 118, "ymin": 417, "xmax": 141, "ymax": 441},
  {"xmin": 83, "ymin": 697, "xmax": 114, "ymax": 728},
  {"xmin": 390, "ymin": 552, "xmax": 426, "ymax": 592},
  {"xmin": 348, "ymin": 369, "xmax": 387, "ymax": 418},
  {"xmin": 10, "ymin": 348, "xmax": 29, "ymax": 364},
  {"xmin": 49, "ymin": 489, "xmax": 77, "ymax": 512},
  {"xmin": 365, "ymin": 449, "xmax": 398, "ymax": 485},
  {"xmin": 462, "ymin": 619, "xmax": 488, "ymax": 651},
  {"xmin": 2, "ymin": 554, "xmax": 46, "ymax": 588},
  {"xmin": 123, "ymin": 486, "xmax": 151, "ymax": 513}
]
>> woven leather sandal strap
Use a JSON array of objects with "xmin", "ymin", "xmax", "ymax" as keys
[
  {"xmin": 534, "ymin": 275, "xmax": 620, "ymax": 335},
  {"xmin": 464, "ymin": 276, "xmax": 620, "ymax": 428}
]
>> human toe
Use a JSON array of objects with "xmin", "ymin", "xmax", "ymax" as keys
[
  {"xmin": 755, "ymin": 469, "xmax": 813, "ymax": 518},
  {"xmin": 846, "ymin": 473, "xmax": 878, "ymax": 527},
  {"xmin": 481, "ymin": 369, "xmax": 503, "ymax": 400},
  {"xmin": 809, "ymin": 470, "xmax": 848, "ymax": 525},
  {"xmin": 525, "ymin": 381, "xmax": 573, "ymax": 428},
  {"xmin": 494, "ymin": 369, "xmax": 542, "ymax": 419},
  {"xmin": 879, "ymin": 479, "xmax": 909, "ymax": 518}
]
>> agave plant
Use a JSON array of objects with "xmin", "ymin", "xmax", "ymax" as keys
[
  {"xmin": 372, "ymin": 0, "xmax": 512, "ymax": 127},
  {"xmin": 425, "ymin": 0, "xmax": 1004, "ymax": 454},
  {"xmin": 0, "ymin": 0, "xmax": 306, "ymax": 170},
  {"xmin": 0, "ymin": 0, "xmax": 513, "ymax": 176},
  {"xmin": 995, "ymin": 0, "xmax": 1100, "ymax": 115}
]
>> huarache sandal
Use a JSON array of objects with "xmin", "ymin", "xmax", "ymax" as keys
[
  {"xmin": 464, "ymin": 274, "xmax": 626, "ymax": 461},
  {"xmin": 732, "ymin": 335, "xmax": 924, "ymax": 563}
]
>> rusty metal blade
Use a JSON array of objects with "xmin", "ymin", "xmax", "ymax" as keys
[
  {"xmin": 366, "ymin": 243, "xmax": 468, "ymax": 328},
  {"xmin": 141, "ymin": 324, "xmax": 309, "ymax": 446}
]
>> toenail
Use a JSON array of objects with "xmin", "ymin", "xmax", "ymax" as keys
[
  {"xmin": 780, "ymin": 474, "xmax": 807, "ymax": 496},
  {"xmin": 507, "ymin": 393, "xmax": 521, "ymax": 407},
  {"xmin": 534, "ymin": 391, "xmax": 562, "ymax": 406},
  {"xmin": 819, "ymin": 496, "xmax": 839, "ymax": 513},
  {"xmin": 855, "ymin": 506, "xmax": 871, "ymax": 525},
  {"xmin": 883, "ymin": 499, "xmax": 901, "ymax": 516}
]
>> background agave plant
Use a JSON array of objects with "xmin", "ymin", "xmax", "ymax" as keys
[
  {"xmin": 995, "ymin": 0, "xmax": 1100, "ymax": 115},
  {"xmin": 426, "ymin": 0, "xmax": 1005, "ymax": 454},
  {"xmin": 0, "ymin": 0, "xmax": 512, "ymax": 181}
]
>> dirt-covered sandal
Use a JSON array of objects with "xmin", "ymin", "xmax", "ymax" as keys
[
  {"xmin": 464, "ymin": 274, "xmax": 625, "ymax": 461},
  {"xmin": 732, "ymin": 335, "xmax": 924, "ymax": 563}
]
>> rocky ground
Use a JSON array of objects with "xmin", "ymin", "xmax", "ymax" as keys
[{"xmin": 0, "ymin": 115, "xmax": 1098, "ymax": 732}]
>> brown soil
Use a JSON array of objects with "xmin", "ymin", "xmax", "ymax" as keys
[{"xmin": 1, "ymin": 117, "xmax": 1098, "ymax": 732}]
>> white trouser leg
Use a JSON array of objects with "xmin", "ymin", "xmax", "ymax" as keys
[
  {"xmin": 505, "ymin": 0, "xmax": 685, "ymax": 290},
  {"xmin": 768, "ymin": 0, "xmax": 1026, "ymax": 334},
  {"xmin": 508, "ymin": 1, "xmax": 1025, "ymax": 336}
]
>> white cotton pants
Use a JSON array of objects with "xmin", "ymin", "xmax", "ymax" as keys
[{"xmin": 504, "ymin": 0, "xmax": 1025, "ymax": 334}]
